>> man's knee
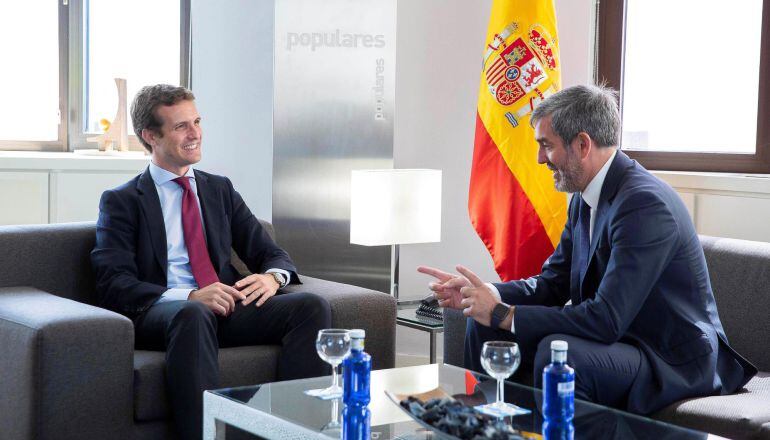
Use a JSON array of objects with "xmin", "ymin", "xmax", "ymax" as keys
[
  {"xmin": 169, "ymin": 301, "xmax": 217, "ymax": 330},
  {"xmin": 533, "ymin": 333, "xmax": 575, "ymax": 387},
  {"xmin": 293, "ymin": 292, "xmax": 332, "ymax": 326}
]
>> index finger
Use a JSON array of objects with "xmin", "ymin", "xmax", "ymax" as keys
[
  {"xmin": 223, "ymin": 284, "xmax": 246, "ymax": 300},
  {"xmin": 455, "ymin": 265, "xmax": 484, "ymax": 287},
  {"xmin": 234, "ymin": 274, "xmax": 258, "ymax": 289},
  {"xmin": 417, "ymin": 266, "xmax": 454, "ymax": 282}
]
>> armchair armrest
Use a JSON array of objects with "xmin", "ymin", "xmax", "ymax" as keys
[
  {"xmin": 443, "ymin": 307, "xmax": 467, "ymax": 368},
  {"xmin": 283, "ymin": 277, "xmax": 396, "ymax": 370},
  {"xmin": 0, "ymin": 287, "xmax": 134, "ymax": 440}
]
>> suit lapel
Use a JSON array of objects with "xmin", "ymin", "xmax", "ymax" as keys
[
  {"xmin": 580, "ymin": 150, "xmax": 634, "ymax": 293},
  {"xmin": 136, "ymin": 167, "xmax": 168, "ymax": 274},
  {"xmin": 193, "ymin": 170, "xmax": 223, "ymax": 270}
]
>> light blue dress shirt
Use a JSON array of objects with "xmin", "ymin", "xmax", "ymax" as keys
[{"xmin": 149, "ymin": 162, "xmax": 288, "ymax": 304}]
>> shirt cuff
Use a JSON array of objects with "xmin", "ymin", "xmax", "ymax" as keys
[
  {"xmin": 265, "ymin": 268, "xmax": 291, "ymax": 288},
  {"xmin": 155, "ymin": 288, "xmax": 195, "ymax": 304},
  {"xmin": 485, "ymin": 283, "xmax": 514, "ymax": 334}
]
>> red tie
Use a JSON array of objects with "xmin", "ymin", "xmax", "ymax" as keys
[{"xmin": 173, "ymin": 176, "xmax": 219, "ymax": 288}]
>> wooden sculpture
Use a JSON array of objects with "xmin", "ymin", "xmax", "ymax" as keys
[{"xmin": 87, "ymin": 78, "xmax": 129, "ymax": 152}]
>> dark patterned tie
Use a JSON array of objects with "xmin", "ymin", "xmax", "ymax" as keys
[
  {"xmin": 577, "ymin": 197, "xmax": 591, "ymax": 291},
  {"xmin": 172, "ymin": 177, "xmax": 219, "ymax": 288}
]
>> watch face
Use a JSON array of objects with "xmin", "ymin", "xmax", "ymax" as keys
[{"xmin": 492, "ymin": 303, "xmax": 509, "ymax": 325}]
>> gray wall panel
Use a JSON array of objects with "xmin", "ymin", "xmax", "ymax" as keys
[{"xmin": 273, "ymin": 0, "xmax": 396, "ymax": 292}]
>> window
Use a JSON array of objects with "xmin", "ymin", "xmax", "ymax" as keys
[
  {"xmin": 0, "ymin": 0, "xmax": 190, "ymax": 152},
  {"xmin": 598, "ymin": 0, "xmax": 770, "ymax": 173},
  {"xmin": 0, "ymin": 1, "xmax": 65, "ymax": 150}
]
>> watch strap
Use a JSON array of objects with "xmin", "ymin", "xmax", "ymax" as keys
[
  {"xmin": 270, "ymin": 272, "xmax": 288, "ymax": 288},
  {"xmin": 490, "ymin": 303, "xmax": 510, "ymax": 329}
]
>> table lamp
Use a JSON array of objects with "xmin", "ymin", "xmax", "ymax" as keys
[{"xmin": 350, "ymin": 169, "xmax": 442, "ymax": 302}]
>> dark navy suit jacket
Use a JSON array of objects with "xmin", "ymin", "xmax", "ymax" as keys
[
  {"xmin": 495, "ymin": 151, "xmax": 756, "ymax": 414},
  {"xmin": 91, "ymin": 167, "xmax": 298, "ymax": 320}
]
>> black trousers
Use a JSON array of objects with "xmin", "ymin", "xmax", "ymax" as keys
[
  {"xmin": 134, "ymin": 292, "xmax": 332, "ymax": 440},
  {"xmin": 464, "ymin": 317, "xmax": 650, "ymax": 411}
]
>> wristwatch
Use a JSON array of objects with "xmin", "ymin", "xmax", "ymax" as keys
[
  {"xmin": 490, "ymin": 303, "xmax": 511, "ymax": 329},
  {"xmin": 270, "ymin": 272, "xmax": 288, "ymax": 288}
]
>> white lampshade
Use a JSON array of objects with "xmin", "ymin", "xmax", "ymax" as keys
[{"xmin": 350, "ymin": 169, "xmax": 441, "ymax": 246}]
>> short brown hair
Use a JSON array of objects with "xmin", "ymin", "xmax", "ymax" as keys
[{"xmin": 130, "ymin": 84, "xmax": 195, "ymax": 152}]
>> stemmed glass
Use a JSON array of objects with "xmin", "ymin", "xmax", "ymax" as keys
[
  {"xmin": 475, "ymin": 341, "xmax": 531, "ymax": 417},
  {"xmin": 304, "ymin": 329, "xmax": 351, "ymax": 400},
  {"xmin": 320, "ymin": 397, "xmax": 342, "ymax": 437}
]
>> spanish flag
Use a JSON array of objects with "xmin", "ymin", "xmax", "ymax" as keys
[{"xmin": 469, "ymin": 0, "xmax": 567, "ymax": 281}]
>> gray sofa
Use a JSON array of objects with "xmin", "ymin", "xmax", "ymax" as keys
[
  {"xmin": 443, "ymin": 235, "xmax": 770, "ymax": 439},
  {"xmin": 0, "ymin": 221, "xmax": 396, "ymax": 440}
]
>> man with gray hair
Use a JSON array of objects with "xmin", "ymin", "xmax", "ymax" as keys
[{"xmin": 419, "ymin": 84, "xmax": 755, "ymax": 413}]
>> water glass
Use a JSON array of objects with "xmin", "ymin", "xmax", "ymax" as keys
[
  {"xmin": 304, "ymin": 329, "xmax": 351, "ymax": 400},
  {"xmin": 475, "ymin": 341, "xmax": 531, "ymax": 417}
]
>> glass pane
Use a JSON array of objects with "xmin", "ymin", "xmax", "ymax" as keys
[
  {"xmin": 621, "ymin": 0, "xmax": 763, "ymax": 153},
  {"xmin": 0, "ymin": 2, "xmax": 60, "ymax": 142},
  {"xmin": 86, "ymin": 0, "xmax": 180, "ymax": 133}
]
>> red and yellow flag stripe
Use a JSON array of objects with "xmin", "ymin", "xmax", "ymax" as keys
[{"xmin": 469, "ymin": 0, "xmax": 567, "ymax": 281}]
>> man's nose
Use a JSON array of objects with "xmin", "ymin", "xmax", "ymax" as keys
[
  {"xmin": 188, "ymin": 126, "xmax": 201, "ymax": 139},
  {"xmin": 537, "ymin": 146, "xmax": 546, "ymax": 164}
]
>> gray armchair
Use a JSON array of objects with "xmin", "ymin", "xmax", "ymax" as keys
[{"xmin": 0, "ymin": 221, "xmax": 396, "ymax": 440}]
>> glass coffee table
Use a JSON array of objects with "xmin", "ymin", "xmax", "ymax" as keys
[{"xmin": 204, "ymin": 363, "xmax": 722, "ymax": 439}]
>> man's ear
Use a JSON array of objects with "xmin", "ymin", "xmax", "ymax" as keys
[
  {"xmin": 140, "ymin": 128, "xmax": 158, "ymax": 149},
  {"xmin": 575, "ymin": 132, "xmax": 592, "ymax": 160}
]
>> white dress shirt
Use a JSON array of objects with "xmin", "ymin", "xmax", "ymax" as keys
[
  {"xmin": 149, "ymin": 162, "xmax": 288, "ymax": 304},
  {"xmin": 488, "ymin": 148, "xmax": 618, "ymax": 333},
  {"xmin": 580, "ymin": 148, "xmax": 617, "ymax": 241}
]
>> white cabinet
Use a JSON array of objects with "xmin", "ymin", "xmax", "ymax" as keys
[
  {"xmin": 51, "ymin": 172, "xmax": 139, "ymax": 223},
  {"xmin": 0, "ymin": 152, "xmax": 148, "ymax": 225},
  {"xmin": 0, "ymin": 172, "xmax": 49, "ymax": 225}
]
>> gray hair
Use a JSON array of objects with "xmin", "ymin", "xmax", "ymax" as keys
[
  {"xmin": 530, "ymin": 84, "xmax": 620, "ymax": 148},
  {"xmin": 130, "ymin": 84, "xmax": 195, "ymax": 153}
]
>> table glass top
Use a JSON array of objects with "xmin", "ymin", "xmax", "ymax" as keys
[{"xmin": 211, "ymin": 363, "xmax": 714, "ymax": 439}]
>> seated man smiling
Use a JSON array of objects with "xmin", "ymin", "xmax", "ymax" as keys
[
  {"xmin": 91, "ymin": 84, "xmax": 331, "ymax": 440},
  {"xmin": 419, "ymin": 84, "xmax": 756, "ymax": 414}
]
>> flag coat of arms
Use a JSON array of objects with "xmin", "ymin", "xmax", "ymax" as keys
[{"xmin": 469, "ymin": 0, "xmax": 567, "ymax": 281}]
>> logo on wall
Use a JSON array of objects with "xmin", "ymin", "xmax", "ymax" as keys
[{"xmin": 483, "ymin": 22, "xmax": 559, "ymax": 127}]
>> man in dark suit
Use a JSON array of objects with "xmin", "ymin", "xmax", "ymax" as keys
[
  {"xmin": 419, "ymin": 85, "xmax": 756, "ymax": 414},
  {"xmin": 91, "ymin": 84, "xmax": 331, "ymax": 439}
]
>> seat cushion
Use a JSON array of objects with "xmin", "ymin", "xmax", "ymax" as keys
[
  {"xmin": 654, "ymin": 372, "xmax": 770, "ymax": 439},
  {"xmin": 133, "ymin": 345, "xmax": 281, "ymax": 421}
]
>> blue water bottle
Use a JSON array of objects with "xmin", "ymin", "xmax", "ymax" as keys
[
  {"xmin": 543, "ymin": 419, "xmax": 575, "ymax": 440},
  {"xmin": 343, "ymin": 329, "xmax": 371, "ymax": 440},
  {"xmin": 542, "ymin": 340, "xmax": 575, "ymax": 424}
]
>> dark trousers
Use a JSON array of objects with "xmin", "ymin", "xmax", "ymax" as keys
[
  {"xmin": 134, "ymin": 292, "xmax": 332, "ymax": 440},
  {"xmin": 464, "ymin": 318, "xmax": 649, "ymax": 410}
]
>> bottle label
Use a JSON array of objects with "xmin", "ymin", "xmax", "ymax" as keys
[{"xmin": 557, "ymin": 380, "xmax": 574, "ymax": 397}]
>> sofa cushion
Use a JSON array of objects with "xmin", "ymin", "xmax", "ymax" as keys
[
  {"xmin": 654, "ymin": 372, "xmax": 770, "ymax": 439},
  {"xmin": 133, "ymin": 345, "xmax": 281, "ymax": 421}
]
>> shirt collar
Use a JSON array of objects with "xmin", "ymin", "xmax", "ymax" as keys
[
  {"xmin": 581, "ymin": 148, "xmax": 617, "ymax": 210},
  {"xmin": 149, "ymin": 162, "xmax": 195, "ymax": 186}
]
